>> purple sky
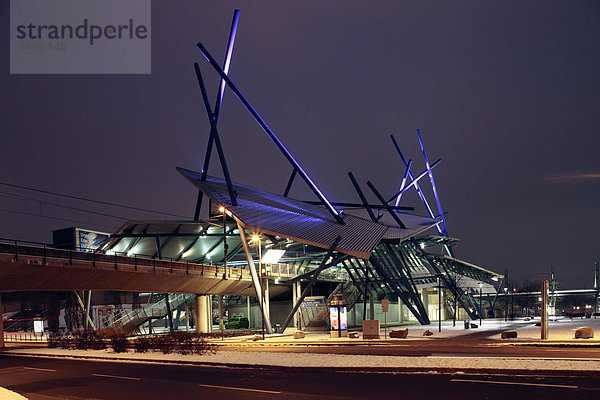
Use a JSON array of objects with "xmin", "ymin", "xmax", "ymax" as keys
[{"xmin": 1, "ymin": 1, "xmax": 599, "ymax": 289}]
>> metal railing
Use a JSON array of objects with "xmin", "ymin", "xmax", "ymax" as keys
[
  {"xmin": 3, "ymin": 332, "xmax": 47, "ymax": 342},
  {"xmin": 108, "ymin": 293, "xmax": 195, "ymax": 332},
  {"xmin": 0, "ymin": 238, "xmax": 251, "ymax": 281}
]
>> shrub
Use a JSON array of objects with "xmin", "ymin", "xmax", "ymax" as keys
[
  {"xmin": 110, "ymin": 333, "xmax": 129, "ymax": 353},
  {"xmin": 133, "ymin": 336, "xmax": 151, "ymax": 353}
]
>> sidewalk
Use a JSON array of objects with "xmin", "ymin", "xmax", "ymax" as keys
[{"xmin": 3, "ymin": 318, "xmax": 600, "ymax": 376}]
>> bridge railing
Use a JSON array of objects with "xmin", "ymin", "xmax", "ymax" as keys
[{"xmin": 0, "ymin": 238, "xmax": 251, "ymax": 280}]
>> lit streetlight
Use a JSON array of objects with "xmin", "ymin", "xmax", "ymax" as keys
[
  {"xmin": 478, "ymin": 282, "xmax": 483, "ymax": 326},
  {"xmin": 504, "ymin": 287, "xmax": 508, "ymax": 322},
  {"xmin": 251, "ymin": 234, "xmax": 265, "ymax": 340},
  {"xmin": 219, "ymin": 206, "xmax": 228, "ymax": 279}
]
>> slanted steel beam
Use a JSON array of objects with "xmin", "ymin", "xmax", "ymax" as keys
[
  {"xmin": 279, "ymin": 236, "xmax": 342, "ymax": 334},
  {"xmin": 348, "ymin": 172, "xmax": 377, "ymax": 222},
  {"xmin": 375, "ymin": 246, "xmax": 429, "ymax": 322},
  {"xmin": 193, "ymin": 62, "xmax": 238, "ymax": 207},
  {"xmin": 385, "ymin": 159, "xmax": 442, "ymax": 204},
  {"xmin": 366, "ymin": 181, "xmax": 406, "ymax": 228},
  {"xmin": 369, "ymin": 257, "xmax": 429, "ymax": 325},
  {"xmin": 237, "ymin": 222, "xmax": 273, "ymax": 334},
  {"xmin": 283, "ymin": 168, "xmax": 297, "ymax": 197},
  {"xmin": 420, "ymin": 253, "xmax": 477, "ymax": 320},
  {"xmin": 394, "ymin": 159, "xmax": 412, "ymax": 207},
  {"xmin": 195, "ymin": 10, "xmax": 241, "ymax": 219},
  {"xmin": 73, "ymin": 290, "xmax": 96, "ymax": 330},
  {"xmin": 390, "ymin": 135, "xmax": 443, "ymax": 234},
  {"xmin": 196, "ymin": 42, "xmax": 344, "ymax": 224},
  {"xmin": 416, "ymin": 129, "xmax": 448, "ymax": 236}
]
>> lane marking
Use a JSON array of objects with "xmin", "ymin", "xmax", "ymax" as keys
[
  {"xmin": 198, "ymin": 383, "xmax": 281, "ymax": 394},
  {"xmin": 451, "ymin": 378, "xmax": 578, "ymax": 389},
  {"xmin": 92, "ymin": 373, "xmax": 141, "ymax": 381},
  {"xmin": 24, "ymin": 366, "xmax": 56, "ymax": 372}
]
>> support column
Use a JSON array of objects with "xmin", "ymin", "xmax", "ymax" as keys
[
  {"xmin": 185, "ymin": 302, "xmax": 189, "ymax": 332},
  {"xmin": 265, "ymin": 278, "xmax": 270, "ymax": 322},
  {"xmin": 195, "ymin": 295, "xmax": 210, "ymax": 333},
  {"xmin": 398, "ymin": 298, "xmax": 403, "ymax": 323},
  {"xmin": 218, "ymin": 295, "xmax": 224, "ymax": 332},
  {"xmin": 421, "ymin": 289, "xmax": 429, "ymax": 319},
  {"xmin": 0, "ymin": 293, "xmax": 4, "ymax": 349},
  {"xmin": 236, "ymin": 222, "xmax": 273, "ymax": 333},
  {"xmin": 164, "ymin": 293, "xmax": 174, "ymax": 333},
  {"xmin": 247, "ymin": 296, "xmax": 252, "ymax": 327},
  {"xmin": 207, "ymin": 295, "xmax": 213, "ymax": 333},
  {"xmin": 292, "ymin": 281, "xmax": 298, "ymax": 329},
  {"xmin": 369, "ymin": 295, "xmax": 375, "ymax": 320}
]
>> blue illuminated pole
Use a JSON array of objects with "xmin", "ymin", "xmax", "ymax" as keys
[
  {"xmin": 194, "ymin": 10, "xmax": 240, "ymax": 219},
  {"xmin": 196, "ymin": 42, "xmax": 344, "ymax": 224},
  {"xmin": 394, "ymin": 159, "xmax": 413, "ymax": 207},
  {"xmin": 387, "ymin": 159, "xmax": 442, "ymax": 202},
  {"xmin": 390, "ymin": 135, "xmax": 442, "ymax": 234},
  {"xmin": 416, "ymin": 129, "xmax": 448, "ymax": 236},
  {"xmin": 200, "ymin": 10, "xmax": 239, "ymax": 180}
]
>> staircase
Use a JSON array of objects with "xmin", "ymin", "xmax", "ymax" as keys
[
  {"xmin": 109, "ymin": 293, "xmax": 195, "ymax": 333},
  {"xmin": 300, "ymin": 281, "xmax": 361, "ymax": 331}
]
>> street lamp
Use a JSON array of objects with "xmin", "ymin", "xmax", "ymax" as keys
[
  {"xmin": 504, "ymin": 287, "xmax": 508, "ymax": 322},
  {"xmin": 438, "ymin": 276, "xmax": 442, "ymax": 333},
  {"xmin": 478, "ymin": 282, "xmax": 483, "ymax": 326},
  {"xmin": 219, "ymin": 206, "xmax": 228, "ymax": 280},
  {"xmin": 511, "ymin": 287, "xmax": 516, "ymax": 320},
  {"xmin": 251, "ymin": 234, "xmax": 264, "ymax": 340}
]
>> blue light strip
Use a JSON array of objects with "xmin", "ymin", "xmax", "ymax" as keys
[
  {"xmin": 214, "ymin": 9, "xmax": 239, "ymax": 120},
  {"xmin": 196, "ymin": 42, "xmax": 344, "ymax": 224},
  {"xmin": 388, "ymin": 159, "xmax": 442, "ymax": 201},
  {"xmin": 416, "ymin": 129, "xmax": 448, "ymax": 236},
  {"xmin": 394, "ymin": 159, "xmax": 412, "ymax": 207},
  {"xmin": 390, "ymin": 135, "xmax": 443, "ymax": 236}
]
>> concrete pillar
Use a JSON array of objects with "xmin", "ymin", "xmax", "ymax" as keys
[
  {"xmin": 0, "ymin": 294, "xmax": 4, "ymax": 349},
  {"xmin": 398, "ymin": 298, "xmax": 403, "ymax": 323},
  {"xmin": 265, "ymin": 278, "xmax": 270, "ymax": 322},
  {"xmin": 292, "ymin": 281, "xmax": 298, "ymax": 329},
  {"xmin": 421, "ymin": 289, "xmax": 429, "ymax": 319},
  {"xmin": 195, "ymin": 295, "xmax": 210, "ymax": 333},
  {"xmin": 185, "ymin": 302, "xmax": 189, "ymax": 332},
  {"xmin": 247, "ymin": 296, "xmax": 251, "ymax": 327},
  {"xmin": 207, "ymin": 295, "xmax": 213, "ymax": 333},
  {"xmin": 218, "ymin": 295, "xmax": 224, "ymax": 332},
  {"xmin": 369, "ymin": 295, "xmax": 375, "ymax": 320}
]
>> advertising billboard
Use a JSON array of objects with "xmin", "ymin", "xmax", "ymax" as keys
[{"xmin": 77, "ymin": 229, "xmax": 109, "ymax": 252}]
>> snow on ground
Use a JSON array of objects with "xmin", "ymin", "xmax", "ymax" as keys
[
  {"xmin": 6, "ymin": 346, "xmax": 600, "ymax": 372},
  {"xmin": 0, "ymin": 387, "xmax": 28, "ymax": 400},
  {"xmin": 4, "ymin": 318, "xmax": 600, "ymax": 374}
]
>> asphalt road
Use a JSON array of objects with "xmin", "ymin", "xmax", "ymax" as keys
[{"xmin": 1, "ymin": 354, "xmax": 600, "ymax": 400}]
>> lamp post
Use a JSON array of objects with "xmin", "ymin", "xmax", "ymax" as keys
[
  {"xmin": 478, "ymin": 282, "xmax": 483, "ymax": 326},
  {"xmin": 438, "ymin": 276, "xmax": 442, "ymax": 333},
  {"xmin": 504, "ymin": 287, "xmax": 508, "ymax": 322},
  {"xmin": 251, "ymin": 234, "xmax": 264, "ymax": 340},
  {"xmin": 219, "ymin": 206, "xmax": 228, "ymax": 279},
  {"xmin": 511, "ymin": 288, "xmax": 516, "ymax": 320}
]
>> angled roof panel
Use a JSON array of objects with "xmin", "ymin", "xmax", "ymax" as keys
[{"xmin": 177, "ymin": 167, "xmax": 388, "ymax": 259}]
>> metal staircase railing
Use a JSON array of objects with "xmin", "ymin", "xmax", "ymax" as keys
[{"xmin": 109, "ymin": 293, "xmax": 195, "ymax": 333}]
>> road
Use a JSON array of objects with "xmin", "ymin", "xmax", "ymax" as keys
[{"xmin": 1, "ymin": 354, "xmax": 600, "ymax": 399}]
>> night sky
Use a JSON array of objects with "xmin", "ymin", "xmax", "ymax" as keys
[{"xmin": 1, "ymin": 1, "xmax": 599, "ymax": 289}]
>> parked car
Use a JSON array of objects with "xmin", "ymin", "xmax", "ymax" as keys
[{"xmin": 225, "ymin": 315, "xmax": 249, "ymax": 329}]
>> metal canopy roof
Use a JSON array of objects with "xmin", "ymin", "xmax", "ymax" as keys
[
  {"xmin": 343, "ymin": 208, "xmax": 440, "ymax": 240},
  {"xmin": 177, "ymin": 167, "xmax": 390, "ymax": 259},
  {"xmin": 98, "ymin": 220, "xmax": 242, "ymax": 264}
]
